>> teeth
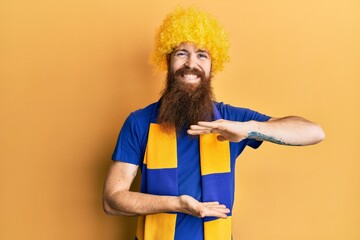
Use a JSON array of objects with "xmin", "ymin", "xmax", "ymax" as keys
[{"xmin": 184, "ymin": 74, "xmax": 198, "ymax": 80}]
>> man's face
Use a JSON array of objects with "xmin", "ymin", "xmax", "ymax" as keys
[{"xmin": 169, "ymin": 42, "xmax": 212, "ymax": 86}]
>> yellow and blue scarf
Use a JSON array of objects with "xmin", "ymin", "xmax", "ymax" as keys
[{"xmin": 136, "ymin": 103, "xmax": 233, "ymax": 240}]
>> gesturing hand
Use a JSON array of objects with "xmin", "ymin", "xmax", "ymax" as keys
[
  {"xmin": 187, "ymin": 119, "xmax": 252, "ymax": 142},
  {"xmin": 178, "ymin": 195, "xmax": 230, "ymax": 219}
]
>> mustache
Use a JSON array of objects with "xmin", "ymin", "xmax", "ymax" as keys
[{"xmin": 174, "ymin": 67, "xmax": 205, "ymax": 79}]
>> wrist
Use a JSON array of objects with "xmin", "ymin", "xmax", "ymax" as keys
[
  {"xmin": 173, "ymin": 196, "xmax": 182, "ymax": 212},
  {"xmin": 245, "ymin": 120, "xmax": 261, "ymax": 138}
]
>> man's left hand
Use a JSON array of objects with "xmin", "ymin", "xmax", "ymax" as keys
[{"xmin": 187, "ymin": 119, "xmax": 250, "ymax": 142}]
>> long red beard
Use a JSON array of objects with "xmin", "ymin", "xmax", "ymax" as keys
[{"xmin": 157, "ymin": 67, "xmax": 215, "ymax": 133}]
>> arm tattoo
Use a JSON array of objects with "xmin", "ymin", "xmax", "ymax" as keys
[{"xmin": 248, "ymin": 131, "xmax": 301, "ymax": 146}]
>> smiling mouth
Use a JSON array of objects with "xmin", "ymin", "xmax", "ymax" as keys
[
  {"xmin": 181, "ymin": 73, "xmax": 199, "ymax": 81},
  {"xmin": 175, "ymin": 68, "xmax": 204, "ymax": 84}
]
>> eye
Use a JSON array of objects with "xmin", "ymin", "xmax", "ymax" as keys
[
  {"xmin": 175, "ymin": 51, "xmax": 187, "ymax": 57},
  {"xmin": 198, "ymin": 53, "xmax": 209, "ymax": 59}
]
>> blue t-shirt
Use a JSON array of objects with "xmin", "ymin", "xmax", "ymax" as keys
[{"xmin": 112, "ymin": 102, "xmax": 271, "ymax": 240}]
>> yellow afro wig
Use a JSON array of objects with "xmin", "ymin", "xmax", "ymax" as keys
[{"xmin": 151, "ymin": 6, "xmax": 230, "ymax": 74}]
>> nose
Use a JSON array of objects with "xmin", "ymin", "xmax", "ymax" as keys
[{"xmin": 184, "ymin": 54, "xmax": 197, "ymax": 68}]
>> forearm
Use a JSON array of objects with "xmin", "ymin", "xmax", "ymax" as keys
[
  {"xmin": 103, "ymin": 161, "xmax": 228, "ymax": 218},
  {"xmin": 247, "ymin": 116, "xmax": 325, "ymax": 146},
  {"xmin": 103, "ymin": 190, "xmax": 180, "ymax": 216}
]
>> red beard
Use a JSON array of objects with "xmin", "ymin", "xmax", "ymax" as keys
[{"xmin": 157, "ymin": 66, "xmax": 215, "ymax": 133}]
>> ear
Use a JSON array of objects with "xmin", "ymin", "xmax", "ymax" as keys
[
  {"xmin": 166, "ymin": 53, "xmax": 171, "ymax": 63},
  {"xmin": 166, "ymin": 53, "xmax": 172, "ymax": 71}
]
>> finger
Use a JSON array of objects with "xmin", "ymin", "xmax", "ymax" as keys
[
  {"xmin": 204, "ymin": 208, "xmax": 229, "ymax": 219},
  {"xmin": 202, "ymin": 202, "xmax": 229, "ymax": 211},
  {"xmin": 205, "ymin": 205, "xmax": 230, "ymax": 212},
  {"xmin": 197, "ymin": 121, "xmax": 220, "ymax": 128},
  {"xmin": 203, "ymin": 203, "xmax": 228, "ymax": 209},
  {"xmin": 207, "ymin": 204, "xmax": 228, "ymax": 209},
  {"xmin": 187, "ymin": 129, "xmax": 210, "ymax": 135},
  {"xmin": 190, "ymin": 125, "xmax": 222, "ymax": 133},
  {"xmin": 198, "ymin": 122, "xmax": 227, "ymax": 133},
  {"xmin": 206, "ymin": 206, "xmax": 230, "ymax": 213},
  {"xmin": 203, "ymin": 201, "xmax": 220, "ymax": 206},
  {"xmin": 189, "ymin": 125, "xmax": 212, "ymax": 131}
]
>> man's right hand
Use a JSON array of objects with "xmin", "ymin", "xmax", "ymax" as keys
[{"xmin": 178, "ymin": 195, "xmax": 230, "ymax": 219}]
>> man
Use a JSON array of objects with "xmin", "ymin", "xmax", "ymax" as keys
[{"xmin": 103, "ymin": 7, "xmax": 325, "ymax": 240}]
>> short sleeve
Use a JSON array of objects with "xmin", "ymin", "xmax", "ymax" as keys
[{"xmin": 112, "ymin": 113, "xmax": 145, "ymax": 166}]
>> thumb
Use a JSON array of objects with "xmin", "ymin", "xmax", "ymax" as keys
[{"xmin": 217, "ymin": 135, "xmax": 227, "ymax": 141}]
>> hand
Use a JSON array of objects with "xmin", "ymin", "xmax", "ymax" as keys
[
  {"xmin": 187, "ymin": 119, "xmax": 252, "ymax": 142},
  {"xmin": 178, "ymin": 195, "xmax": 230, "ymax": 219}
]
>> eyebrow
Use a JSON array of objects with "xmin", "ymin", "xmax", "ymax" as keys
[
  {"xmin": 174, "ymin": 49, "xmax": 209, "ymax": 54},
  {"xmin": 174, "ymin": 49, "xmax": 189, "ymax": 53}
]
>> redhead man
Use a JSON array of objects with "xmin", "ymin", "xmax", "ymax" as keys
[{"xmin": 103, "ymin": 7, "xmax": 325, "ymax": 240}]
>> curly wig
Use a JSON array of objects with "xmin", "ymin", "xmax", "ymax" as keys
[{"xmin": 151, "ymin": 6, "xmax": 230, "ymax": 74}]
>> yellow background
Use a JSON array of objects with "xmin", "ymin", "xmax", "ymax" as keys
[{"xmin": 1, "ymin": 0, "xmax": 359, "ymax": 239}]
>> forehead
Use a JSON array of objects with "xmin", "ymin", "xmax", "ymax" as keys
[{"xmin": 174, "ymin": 42, "xmax": 209, "ymax": 53}]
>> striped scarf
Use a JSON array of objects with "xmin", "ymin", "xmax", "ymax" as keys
[{"xmin": 135, "ymin": 103, "xmax": 233, "ymax": 240}]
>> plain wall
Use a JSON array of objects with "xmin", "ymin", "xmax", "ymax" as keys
[{"xmin": 0, "ymin": 0, "xmax": 359, "ymax": 239}]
